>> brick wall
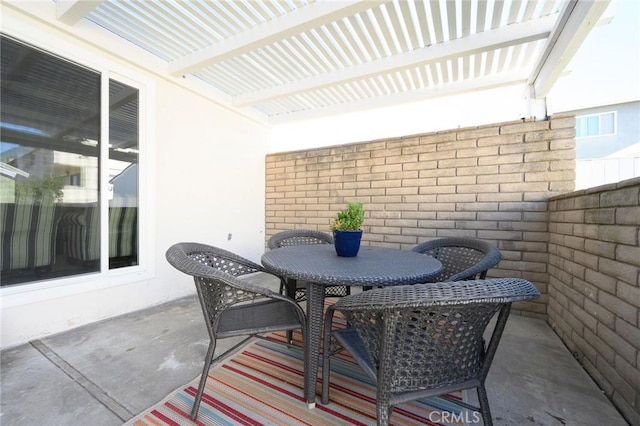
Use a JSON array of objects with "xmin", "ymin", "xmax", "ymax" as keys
[
  {"xmin": 548, "ymin": 177, "xmax": 640, "ymax": 425},
  {"xmin": 266, "ymin": 115, "xmax": 577, "ymax": 317}
]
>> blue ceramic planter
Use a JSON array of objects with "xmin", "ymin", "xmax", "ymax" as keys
[{"xmin": 333, "ymin": 230, "xmax": 363, "ymax": 257}]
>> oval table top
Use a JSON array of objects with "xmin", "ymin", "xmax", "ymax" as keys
[{"xmin": 261, "ymin": 244, "xmax": 442, "ymax": 287}]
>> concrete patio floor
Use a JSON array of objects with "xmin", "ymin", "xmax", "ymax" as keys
[{"xmin": 1, "ymin": 294, "xmax": 629, "ymax": 426}]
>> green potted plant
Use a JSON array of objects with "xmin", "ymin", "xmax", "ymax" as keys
[{"xmin": 330, "ymin": 201, "xmax": 364, "ymax": 257}]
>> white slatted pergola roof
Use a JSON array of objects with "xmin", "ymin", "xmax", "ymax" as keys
[{"xmin": 30, "ymin": 0, "xmax": 614, "ymax": 123}]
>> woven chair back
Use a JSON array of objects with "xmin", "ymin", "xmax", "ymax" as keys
[
  {"xmin": 412, "ymin": 237, "xmax": 501, "ymax": 281},
  {"xmin": 268, "ymin": 229, "xmax": 333, "ymax": 249},
  {"xmin": 342, "ymin": 302, "xmax": 500, "ymax": 391}
]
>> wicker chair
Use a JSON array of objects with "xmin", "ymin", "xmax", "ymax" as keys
[
  {"xmin": 412, "ymin": 237, "xmax": 502, "ymax": 282},
  {"xmin": 166, "ymin": 242, "xmax": 307, "ymax": 421},
  {"xmin": 321, "ymin": 278, "xmax": 540, "ymax": 426},
  {"xmin": 268, "ymin": 230, "xmax": 350, "ymax": 301}
]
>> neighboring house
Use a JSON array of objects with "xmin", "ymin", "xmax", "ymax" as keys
[
  {"xmin": 1, "ymin": 145, "xmax": 98, "ymax": 204},
  {"xmin": 572, "ymin": 101, "xmax": 640, "ymax": 189},
  {"xmin": 0, "ymin": 161, "xmax": 29, "ymax": 203}
]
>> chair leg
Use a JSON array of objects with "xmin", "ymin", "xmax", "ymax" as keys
[
  {"xmin": 285, "ymin": 278, "xmax": 298, "ymax": 343},
  {"xmin": 320, "ymin": 308, "xmax": 335, "ymax": 405},
  {"xmin": 375, "ymin": 374, "xmax": 393, "ymax": 426},
  {"xmin": 476, "ymin": 384, "xmax": 493, "ymax": 426},
  {"xmin": 376, "ymin": 402, "xmax": 391, "ymax": 426},
  {"xmin": 320, "ymin": 349, "xmax": 331, "ymax": 405},
  {"xmin": 190, "ymin": 339, "xmax": 217, "ymax": 420}
]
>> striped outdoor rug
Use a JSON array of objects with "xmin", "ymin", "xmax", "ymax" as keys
[{"xmin": 127, "ymin": 326, "xmax": 468, "ymax": 426}]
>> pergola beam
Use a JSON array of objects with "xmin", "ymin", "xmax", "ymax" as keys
[
  {"xmin": 56, "ymin": 0, "xmax": 104, "ymax": 25},
  {"xmin": 235, "ymin": 15, "xmax": 557, "ymax": 108},
  {"xmin": 168, "ymin": 0, "xmax": 378, "ymax": 77},
  {"xmin": 529, "ymin": 0, "xmax": 611, "ymax": 99}
]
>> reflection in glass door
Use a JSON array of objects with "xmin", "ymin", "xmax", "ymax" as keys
[
  {"xmin": 108, "ymin": 80, "xmax": 138, "ymax": 269},
  {"xmin": 0, "ymin": 36, "xmax": 140, "ymax": 286}
]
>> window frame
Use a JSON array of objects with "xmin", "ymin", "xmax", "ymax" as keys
[
  {"xmin": 575, "ymin": 111, "xmax": 617, "ymax": 139},
  {"xmin": 1, "ymin": 31, "xmax": 156, "ymax": 302}
]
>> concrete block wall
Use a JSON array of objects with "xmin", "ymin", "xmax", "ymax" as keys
[
  {"xmin": 266, "ymin": 115, "xmax": 577, "ymax": 317},
  {"xmin": 548, "ymin": 177, "xmax": 640, "ymax": 425}
]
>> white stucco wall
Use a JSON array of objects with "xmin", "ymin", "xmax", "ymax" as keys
[
  {"xmin": 269, "ymin": 85, "xmax": 530, "ymax": 152},
  {"xmin": 0, "ymin": 5, "xmax": 269, "ymax": 348}
]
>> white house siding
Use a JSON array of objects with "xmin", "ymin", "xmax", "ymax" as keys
[{"xmin": 574, "ymin": 102, "xmax": 640, "ymax": 159}]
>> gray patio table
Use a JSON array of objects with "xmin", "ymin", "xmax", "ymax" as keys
[{"xmin": 261, "ymin": 244, "xmax": 443, "ymax": 407}]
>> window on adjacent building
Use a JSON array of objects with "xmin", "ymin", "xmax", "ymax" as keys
[
  {"xmin": 0, "ymin": 35, "xmax": 140, "ymax": 286},
  {"xmin": 69, "ymin": 173, "xmax": 81, "ymax": 187},
  {"xmin": 575, "ymin": 112, "xmax": 616, "ymax": 138}
]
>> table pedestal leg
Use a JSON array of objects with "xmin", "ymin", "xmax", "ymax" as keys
[{"xmin": 304, "ymin": 283, "xmax": 325, "ymax": 408}]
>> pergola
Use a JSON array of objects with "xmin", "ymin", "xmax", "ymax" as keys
[{"xmin": 30, "ymin": 0, "xmax": 612, "ymax": 123}]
